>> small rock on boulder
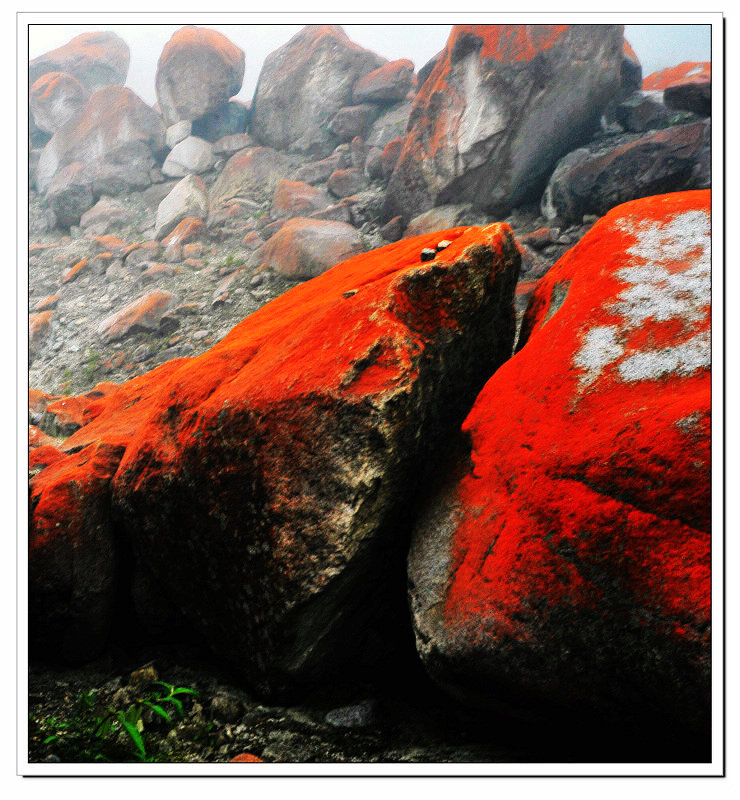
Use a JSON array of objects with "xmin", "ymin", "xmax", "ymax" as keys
[
  {"xmin": 327, "ymin": 105, "xmax": 379, "ymax": 143},
  {"xmin": 155, "ymin": 26, "xmax": 245, "ymax": 126}
]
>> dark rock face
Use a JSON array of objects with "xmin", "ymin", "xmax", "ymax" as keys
[
  {"xmin": 665, "ymin": 79, "xmax": 711, "ymax": 117},
  {"xmin": 327, "ymin": 105, "xmax": 379, "ymax": 143},
  {"xmin": 155, "ymin": 26, "xmax": 245, "ymax": 126},
  {"xmin": 250, "ymin": 25, "xmax": 386, "ymax": 157},
  {"xmin": 192, "ymin": 99, "xmax": 250, "ymax": 141},
  {"xmin": 29, "ymin": 441, "xmax": 124, "ymax": 664},
  {"xmin": 541, "ymin": 120, "xmax": 710, "ymax": 224},
  {"xmin": 408, "ymin": 191, "xmax": 711, "ymax": 751},
  {"xmin": 29, "ymin": 31, "xmax": 130, "ymax": 93},
  {"xmin": 384, "ymin": 24, "xmax": 624, "ymax": 221}
]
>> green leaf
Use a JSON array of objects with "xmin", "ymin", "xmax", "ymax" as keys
[
  {"xmin": 166, "ymin": 696, "xmax": 184, "ymax": 718},
  {"xmin": 120, "ymin": 720, "xmax": 146, "ymax": 758},
  {"xmin": 143, "ymin": 702, "xmax": 171, "ymax": 723},
  {"xmin": 171, "ymin": 687, "xmax": 199, "ymax": 697},
  {"xmin": 43, "ymin": 735, "xmax": 58, "ymax": 744}
]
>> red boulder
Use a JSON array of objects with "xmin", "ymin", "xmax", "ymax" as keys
[{"xmin": 409, "ymin": 191, "xmax": 711, "ymax": 743}]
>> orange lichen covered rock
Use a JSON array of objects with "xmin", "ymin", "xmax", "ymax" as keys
[
  {"xmin": 29, "ymin": 72, "xmax": 89, "ymax": 135},
  {"xmin": 408, "ymin": 191, "xmax": 711, "ymax": 745},
  {"xmin": 98, "ymin": 291, "xmax": 175, "ymax": 342},
  {"xmin": 29, "ymin": 441, "xmax": 125, "ymax": 663},
  {"xmin": 384, "ymin": 24, "xmax": 623, "ymax": 221},
  {"xmin": 353, "ymin": 59, "xmax": 416, "ymax": 104},
  {"xmin": 29, "ymin": 31, "xmax": 130, "ymax": 93},
  {"xmin": 161, "ymin": 217, "xmax": 205, "ymax": 248},
  {"xmin": 29, "ymin": 311, "xmax": 53, "ymax": 353},
  {"xmin": 34, "ymin": 294, "xmax": 60, "ymax": 312},
  {"xmin": 258, "ymin": 218, "xmax": 365, "ymax": 280},
  {"xmin": 29, "ymin": 425, "xmax": 58, "ymax": 450},
  {"xmin": 155, "ymin": 27, "xmax": 245, "ymax": 126},
  {"xmin": 230, "ymin": 753, "xmax": 264, "ymax": 763},
  {"xmin": 251, "ymin": 25, "xmax": 386, "ymax": 157},
  {"xmin": 41, "ymin": 225, "xmax": 519, "ymax": 690},
  {"xmin": 643, "ymin": 61, "xmax": 711, "ymax": 91},
  {"xmin": 271, "ymin": 180, "xmax": 331, "ymax": 219},
  {"xmin": 62, "ymin": 257, "xmax": 88, "ymax": 284}
]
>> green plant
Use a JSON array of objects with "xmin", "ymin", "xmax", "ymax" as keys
[
  {"xmin": 36, "ymin": 681, "xmax": 200, "ymax": 763},
  {"xmin": 82, "ymin": 348, "xmax": 102, "ymax": 385}
]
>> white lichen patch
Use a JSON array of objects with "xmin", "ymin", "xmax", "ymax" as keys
[{"xmin": 573, "ymin": 208, "xmax": 710, "ymax": 388}]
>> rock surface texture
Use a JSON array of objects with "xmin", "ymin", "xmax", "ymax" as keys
[
  {"xmin": 155, "ymin": 26, "xmax": 245, "ymax": 126},
  {"xmin": 408, "ymin": 191, "xmax": 711, "ymax": 745},
  {"xmin": 250, "ymin": 25, "xmax": 386, "ymax": 157},
  {"xmin": 29, "ymin": 72, "xmax": 90, "ymax": 135},
  {"xmin": 384, "ymin": 25, "xmax": 624, "ymax": 221}
]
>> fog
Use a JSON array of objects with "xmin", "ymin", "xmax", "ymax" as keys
[{"xmin": 27, "ymin": 23, "xmax": 711, "ymax": 107}]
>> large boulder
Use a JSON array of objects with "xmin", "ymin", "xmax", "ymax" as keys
[
  {"xmin": 29, "ymin": 31, "xmax": 130, "ymax": 93},
  {"xmin": 643, "ymin": 61, "xmax": 711, "ymax": 91},
  {"xmin": 29, "ymin": 72, "xmax": 89, "ymax": 135},
  {"xmin": 541, "ymin": 120, "xmax": 710, "ymax": 224},
  {"xmin": 155, "ymin": 26, "xmax": 245, "ymax": 126},
  {"xmin": 250, "ymin": 25, "xmax": 386, "ymax": 157},
  {"xmin": 271, "ymin": 180, "xmax": 331, "ymax": 219},
  {"xmin": 384, "ymin": 25, "xmax": 624, "ymax": 221},
  {"xmin": 408, "ymin": 191, "xmax": 711, "ymax": 750},
  {"xmin": 155, "ymin": 174, "xmax": 209, "ymax": 239},
  {"xmin": 35, "ymin": 85, "xmax": 165, "ymax": 199},
  {"xmin": 257, "ymin": 217, "xmax": 365, "ymax": 279},
  {"xmin": 45, "ymin": 162, "xmax": 95, "ymax": 227},
  {"xmin": 42, "ymin": 225, "xmax": 519, "ymax": 693},
  {"xmin": 366, "ymin": 99, "xmax": 413, "ymax": 149},
  {"xmin": 208, "ymin": 146, "xmax": 291, "ymax": 215}
]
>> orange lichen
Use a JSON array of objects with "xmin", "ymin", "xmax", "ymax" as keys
[{"xmin": 643, "ymin": 62, "xmax": 710, "ymax": 91}]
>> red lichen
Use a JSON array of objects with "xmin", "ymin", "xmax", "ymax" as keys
[
  {"xmin": 643, "ymin": 62, "xmax": 711, "ymax": 91},
  {"xmin": 62, "ymin": 257, "xmax": 88, "ymax": 284},
  {"xmin": 437, "ymin": 192, "xmax": 710, "ymax": 645}
]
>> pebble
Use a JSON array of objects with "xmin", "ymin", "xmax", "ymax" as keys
[{"xmin": 420, "ymin": 248, "xmax": 436, "ymax": 262}]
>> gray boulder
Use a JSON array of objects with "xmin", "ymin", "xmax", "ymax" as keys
[
  {"xmin": 29, "ymin": 72, "xmax": 89, "ymax": 135},
  {"xmin": 155, "ymin": 26, "xmax": 245, "ymax": 126},
  {"xmin": 541, "ymin": 120, "xmax": 711, "ymax": 224},
  {"xmin": 162, "ymin": 136, "xmax": 214, "ymax": 177},
  {"xmin": 155, "ymin": 174, "xmax": 209, "ymax": 239},
  {"xmin": 250, "ymin": 25, "xmax": 386, "ymax": 157}
]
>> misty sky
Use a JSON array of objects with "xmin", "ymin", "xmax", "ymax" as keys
[{"xmin": 27, "ymin": 24, "xmax": 711, "ymax": 107}]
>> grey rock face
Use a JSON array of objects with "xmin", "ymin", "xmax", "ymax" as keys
[
  {"xmin": 384, "ymin": 25, "xmax": 624, "ymax": 222},
  {"xmin": 250, "ymin": 25, "xmax": 386, "ymax": 158}
]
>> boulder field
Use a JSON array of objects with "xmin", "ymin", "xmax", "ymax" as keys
[
  {"xmin": 30, "ymin": 224, "xmax": 520, "ymax": 693},
  {"xmin": 408, "ymin": 190, "xmax": 711, "ymax": 745},
  {"xmin": 28, "ymin": 24, "xmax": 714, "ymax": 760}
]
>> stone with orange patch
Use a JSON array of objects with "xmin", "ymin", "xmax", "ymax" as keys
[
  {"xmin": 29, "ymin": 311, "xmax": 53, "ymax": 352},
  {"xmin": 156, "ymin": 27, "xmax": 245, "ymax": 126},
  {"xmin": 384, "ymin": 24, "xmax": 623, "ymax": 221},
  {"xmin": 29, "ymin": 31, "xmax": 130, "ymax": 93},
  {"xmin": 98, "ymin": 291, "xmax": 175, "ymax": 342},
  {"xmin": 408, "ymin": 191, "xmax": 711, "ymax": 749},
  {"xmin": 353, "ymin": 59, "xmax": 416, "ymax": 105},
  {"xmin": 62, "ymin": 258, "xmax": 89, "ymax": 284},
  {"xmin": 29, "ymin": 72, "xmax": 89, "ymax": 135}
]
